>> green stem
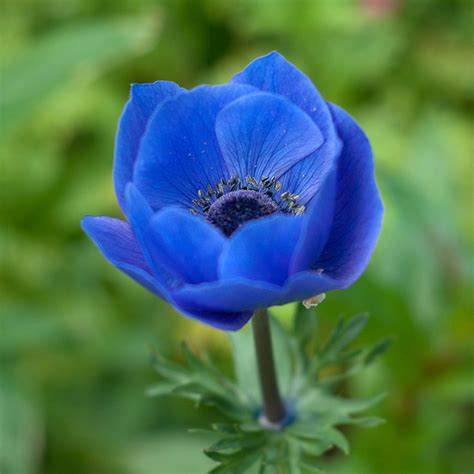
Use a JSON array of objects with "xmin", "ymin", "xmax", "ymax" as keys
[{"xmin": 252, "ymin": 308, "xmax": 286, "ymax": 425}]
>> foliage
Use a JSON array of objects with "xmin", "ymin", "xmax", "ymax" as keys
[
  {"xmin": 149, "ymin": 310, "xmax": 390, "ymax": 473},
  {"xmin": 1, "ymin": 0, "xmax": 472, "ymax": 473}
]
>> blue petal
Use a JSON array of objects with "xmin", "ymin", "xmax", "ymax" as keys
[
  {"xmin": 80, "ymin": 216, "xmax": 169, "ymax": 299},
  {"xmin": 125, "ymin": 183, "xmax": 153, "ymax": 245},
  {"xmin": 290, "ymin": 166, "xmax": 337, "ymax": 273},
  {"xmin": 143, "ymin": 208, "xmax": 226, "ymax": 285},
  {"xmin": 232, "ymin": 52, "xmax": 340, "ymax": 204},
  {"xmin": 219, "ymin": 214, "xmax": 303, "ymax": 286},
  {"xmin": 278, "ymin": 134, "xmax": 341, "ymax": 205},
  {"xmin": 172, "ymin": 271, "xmax": 340, "ymax": 314},
  {"xmin": 81, "ymin": 215, "xmax": 251, "ymax": 330},
  {"xmin": 314, "ymin": 104, "xmax": 383, "ymax": 286},
  {"xmin": 125, "ymin": 184, "xmax": 179, "ymax": 291},
  {"xmin": 113, "ymin": 81, "xmax": 184, "ymax": 211},
  {"xmin": 278, "ymin": 270, "xmax": 340, "ymax": 302},
  {"xmin": 232, "ymin": 52, "xmax": 331, "ymax": 134},
  {"xmin": 215, "ymin": 92, "xmax": 323, "ymax": 180},
  {"xmin": 173, "ymin": 305, "xmax": 253, "ymax": 331},
  {"xmin": 133, "ymin": 84, "xmax": 256, "ymax": 210},
  {"xmin": 173, "ymin": 278, "xmax": 283, "ymax": 313}
]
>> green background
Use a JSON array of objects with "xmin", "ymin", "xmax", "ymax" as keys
[{"xmin": 1, "ymin": 0, "xmax": 472, "ymax": 473}]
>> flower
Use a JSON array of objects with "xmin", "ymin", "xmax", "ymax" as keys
[{"xmin": 81, "ymin": 52, "xmax": 383, "ymax": 331}]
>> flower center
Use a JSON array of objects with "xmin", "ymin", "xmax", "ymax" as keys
[
  {"xmin": 190, "ymin": 175, "xmax": 305, "ymax": 236},
  {"xmin": 206, "ymin": 189, "xmax": 279, "ymax": 236}
]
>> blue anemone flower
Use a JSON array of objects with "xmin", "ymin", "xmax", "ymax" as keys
[{"xmin": 81, "ymin": 52, "xmax": 383, "ymax": 331}]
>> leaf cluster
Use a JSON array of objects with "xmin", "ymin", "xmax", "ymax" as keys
[{"xmin": 149, "ymin": 309, "xmax": 391, "ymax": 473}]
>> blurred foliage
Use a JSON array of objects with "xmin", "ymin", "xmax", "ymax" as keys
[{"xmin": 0, "ymin": 0, "xmax": 472, "ymax": 473}]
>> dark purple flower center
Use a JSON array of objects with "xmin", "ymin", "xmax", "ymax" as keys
[
  {"xmin": 206, "ymin": 189, "xmax": 279, "ymax": 236},
  {"xmin": 190, "ymin": 175, "xmax": 305, "ymax": 236}
]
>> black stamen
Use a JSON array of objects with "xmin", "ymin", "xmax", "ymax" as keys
[{"xmin": 189, "ymin": 175, "xmax": 305, "ymax": 226}]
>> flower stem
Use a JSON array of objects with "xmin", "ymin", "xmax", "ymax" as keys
[{"xmin": 252, "ymin": 308, "xmax": 286, "ymax": 425}]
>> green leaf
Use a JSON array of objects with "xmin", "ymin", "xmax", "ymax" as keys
[
  {"xmin": 320, "ymin": 314, "xmax": 369, "ymax": 358},
  {"xmin": 287, "ymin": 437, "xmax": 303, "ymax": 474},
  {"xmin": 259, "ymin": 465, "xmax": 278, "ymax": 474},
  {"xmin": 199, "ymin": 395, "xmax": 249, "ymax": 420},
  {"xmin": 145, "ymin": 382, "xmax": 178, "ymax": 397},
  {"xmin": 364, "ymin": 337, "xmax": 393, "ymax": 365},
  {"xmin": 206, "ymin": 447, "xmax": 261, "ymax": 473},
  {"xmin": 260, "ymin": 442, "xmax": 290, "ymax": 470},
  {"xmin": 208, "ymin": 451, "xmax": 260, "ymax": 474},
  {"xmin": 299, "ymin": 438, "xmax": 333, "ymax": 457},
  {"xmin": 298, "ymin": 388, "xmax": 385, "ymax": 417},
  {"xmin": 205, "ymin": 449, "xmax": 239, "ymax": 463},
  {"xmin": 208, "ymin": 464, "xmax": 230, "ymax": 474},
  {"xmin": 298, "ymin": 461, "xmax": 325, "ymax": 473},
  {"xmin": 318, "ymin": 368, "xmax": 361, "ymax": 390},
  {"xmin": 172, "ymin": 381, "xmax": 210, "ymax": 397},
  {"xmin": 237, "ymin": 421, "xmax": 264, "ymax": 433},
  {"xmin": 289, "ymin": 423, "xmax": 350, "ymax": 455},
  {"xmin": 211, "ymin": 423, "xmax": 242, "ymax": 434},
  {"xmin": 336, "ymin": 393, "xmax": 386, "ymax": 414},
  {"xmin": 180, "ymin": 342, "xmax": 242, "ymax": 402},
  {"xmin": 318, "ymin": 316, "xmax": 344, "ymax": 356},
  {"xmin": 181, "ymin": 341, "xmax": 208, "ymax": 372},
  {"xmin": 150, "ymin": 352, "xmax": 189, "ymax": 383},
  {"xmin": 207, "ymin": 435, "xmax": 264, "ymax": 452}
]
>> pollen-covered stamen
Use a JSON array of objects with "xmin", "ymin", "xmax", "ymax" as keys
[
  {"xmin": 207, "ymin": 189, "xmax": 279, "ymax": 236},
  {"xmin": 189, "ymin": 175, "xmax": 305, "ymax": 230},
  {"xmin": 190, "ymin": 175, "xmax": 305, "ymax": 216}
]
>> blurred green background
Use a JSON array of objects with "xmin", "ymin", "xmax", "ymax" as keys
[{"xmin": 1, "ymin": 0, "xmax": 473, "ymax": 473}]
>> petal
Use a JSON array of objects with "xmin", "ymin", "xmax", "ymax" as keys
[
  {"xmin": 173, "ymin": 305, "xmax": 253, "ymax": 331},
  {"xmin": 289, "ymin": 166, "xmax": 337, "ymax": 274},
  {"xmin": 278, "ymin": 134, "xmax": 341, "ymax": 205},
  {"xmin": 314, "ymin": 104, "xmax": 383, "ymax": 286},
  {"xmin": 219, "ymin": 214, "xmax": 303, "ymax": 286},
  {"xmin": 279, "ymin": 270, "xmax": 340, "ymax": 302},
  {"xmin": 215, "ymin": 92, "xmax": 323, "ymax": 180},
  {"xmin": 125, "ymin": 184, "xmax": 179, "ymax": 291},
  {"xmin": 232, "ymin": 51, "xmax": 340, "ymax": 204},
  {"xmin": 125, "ymin": 183, "xmax": 153, "ymax": 245},
  {"xmin": 81, "ymin": 215, "xmax": 251, "ymax": 330},
  {"xmin": 143, "ymin": 208, "xmax": 226, "ymax": 285},
  {"xmin": 133, "ymin": 84, "xmax": 256, "ymax": 210},
  {"xmin": 172, "ymin": 270, "xmax": 339, "ymax": 314},
  {"xmin": 113, "ymin": 81, "xmax": 184, "ymax": 211},
  {"xmin": 173, "ymin": 278, "xmax": 283, "ymax": 313},
  {"xmin": 80, "ymin": 216, "xmax": 169, "ymax": 299},
  {"xmin": 231, "ymin": 52, "xmax": 332, "ymax": 135}
]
